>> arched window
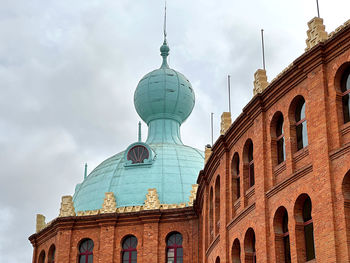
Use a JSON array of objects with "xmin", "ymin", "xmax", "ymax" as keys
[
  {"xmin": 209, "ymin": 187, "xmax": 214, "ymax": 241},
  {"xmin": 303, "ymin": 197, "xmax": 315, "ymax": 261},
  {"xmin": 79, "ymin": 239, "xmax": 94, "ymax": 263},
  {"xmin": 294, "ymin": 194, "xmax": 315, "ymax": 262},
  {"xmin": 122, "ymin": 235, "xmax": 137, "ymax": 263},
  {"xmin": 244, "ymin": 228, "xmax": 256, "ymax": 263},
  {"xmin": 276, "ymin": 115, "xmax": 285, "ymax": 164},
  {"xmin": 166, "ymin": 232, "xmax": 183, "ymax": 263},
  {"xmin": 38, "ymin": 250, "xmax": 45, "ymax": 263},
  {"xmin": 248, "ymin": 142, "xmax": 254, "ymax": 187},
  {"xmin": 48, "ymin": 245, "xmax": 56, "ymax": 263},
  {"xmin": 295, "ymin": 98, "xmax": 308, "ymax": 150},
  {"xmin": 232, "ymin": 153, "xmax": 240, "ymax": 200},
  {"xmin": 342, "ymin": 171, "xmax": 350, "ymax": 258},
  {"xmin": 215, "ymin": 175, "xmax": 220, "ymax": 235},
  {"xmin": 215, "ymin": 256, "xmax": 220, "ymax": 263},
  {"xmin": 232, "ymin": 238, "xmax": 241, "ymax": 263},
  {"xmin": 273, "ymin": 207, "xmax": 291, "ymax": 263},
  {"xmin": 341, "ymin": 68, "xmax": 350, "ymax": 123}
]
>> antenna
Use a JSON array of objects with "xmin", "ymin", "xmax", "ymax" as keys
[
  {"xmin": 138, "ymin": 121, "xmax": 142, "ymax": 142},
  {"xmin": 228, "ymin": 75, "xmax": 231, "ymax": 114},
  {"xmin": 316, "ymin": 0, "xmax": 320, "ymax": 18},
  {"xmin": 261, "ymin": 29, "xmax": 266, "ymax": 70},
  {"xmin": 164, "ymin": 0, "xmax": 167, "ymax": 41},
  {"xmin": 84, "ymin": 163, "xmax": 87, "ymax": 179},
  {"xmin": 211, "ymin": 113, "xmax": 214, "ymax": 146}
]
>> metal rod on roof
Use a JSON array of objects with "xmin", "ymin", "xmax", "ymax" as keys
[
  {"xmin": 164, "ymin": 0, "xmax": 167, "ymax": 41},
  {"xmin": 261, "ymin": 29, "xmax": 266, "ymax": 71},
  {"xmin": 228, "ymin": 75, "xmax": 231, "ymax": 114},
  {"xmin": 316, "ymin": 0, "xmax": 320, "ymax": 18},
  {"xmin": 84, "ymin": 163, "xmax": 87, "ymax": 179},
  {"xmin": 211, "ymin": 113, "xmax": 214, "ymax": 146}
]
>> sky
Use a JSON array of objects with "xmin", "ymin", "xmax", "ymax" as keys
[{"xmin": 0, "ymin": 0, "xmax": 349, "ymax": 261}]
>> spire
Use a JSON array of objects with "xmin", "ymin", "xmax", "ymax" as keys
[
  {"xmin": 160, "ymin": 1, "xmax": 170, "ymax": 68},
  {"xmin": 138, "ymin": 121, "xmax": 142, "ymax": 142}
]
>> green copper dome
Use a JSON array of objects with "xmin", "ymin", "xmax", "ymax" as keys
[
  {"xmin": 134, "ymin": 40, "xmax": 195, "ymax": 125},
  {"xmin": 73, "ymin": 39, "xmax": 203, "ymax": 212}
]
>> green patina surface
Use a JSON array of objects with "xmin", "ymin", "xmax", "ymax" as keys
[{"xmin": 73, "ymin": 40, "xmax": 204, "ymax": 212}]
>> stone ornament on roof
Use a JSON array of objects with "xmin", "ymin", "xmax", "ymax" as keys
[
  {"xmin": 253, "ymin": 69, "xmax": 269, "ymax": 95},
  {"xmin": 188, "ymin": 184, "xmax": 199, "ymax": 206},
  {"xmin": 144, "ymin": 188, "xmax": 161, "ymax": 210},
  {"xmin": 100, "ymin": 192, "xmax": 117, "ymax": 214},
  {"xmin": 59, "ymin": 195, "xmax": 76, "ymax": 217},
  {"xmin": 305, "ymin": 17, "xmax": 328, "ymax": 51}
]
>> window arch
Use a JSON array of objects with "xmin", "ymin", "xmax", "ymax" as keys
[
  {"xmin": 294, "ymin": 194, "xmax": 315, "ymax": 261},
  {"xmin": 79, "ymin": 238, "xmax": 94, "ymax": 263},
  {"xmin": 244, "ymin": 228, "xmax": 256, "ymax": 263},
  {"xmin": 232, "ymin": 238, "xmax": 241, "ymax": 263},
  {"xmin": 273, "ymin": 207, "xmax": 291, "ymax": 262},
  {"xmin": 215, "ymin": 256, "xmax": 220, "ymax": 263},
  {"xmin": 271, "ymin": 112, "xmax": 285, "ymax": 165},
  {"xmin": 215, "ymin": 175, "xmax": 220, "ymax": 235},
  {"xmin": 341, "ymin": 67, "xmax": 350, "ymax": 123},
  {"xmin": 342, "ymin": 171, "xmax": 350, "ymax": 258},
  {"xmin": 295, "ymin": 97, "xmax": 308, "ymax": 150},
  {"xmin": 122, "ymin": 235, "xmax": 137, "ymax": 263},
  {"xmin": 38, "ymin": 250, "xmax": 45, "ymax": 263},
  {"xmin": 48, "ymin": 245, "xmax": 56, "ymax": 263},
  {"xmin": 166, "ymin": 232, "xmax": 183, "ymax": 263},
  {"xmin": 243, "ymin": 139, "xmax": 254, "ymax": 190},
  {"xmin": 231, "ymin": 153, "xmax": 240, "ymax": 201}
]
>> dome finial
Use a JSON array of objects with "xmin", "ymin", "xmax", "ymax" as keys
[{"xmin": 160, "ymin": 0, "xmax": 169, "ymax": 68}]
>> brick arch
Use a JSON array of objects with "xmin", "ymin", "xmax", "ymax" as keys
[
  {"xmin": 38, "ymin": 249, "xmax": 45, "ymax": 263},
  {"xmin": 48, "ymin": 244, "xmax": 56, "ymax": 263},
  {"xmin": 214, "ymin": 175, "xmax": 220, "ymax": 236},
  {"xmin": 244, "ymin": 227, "xmax": 256, "ymax": 263},
  {"xmin": 333, "ymin": 62, "xmax": 350, "ymax": 127},
  {"xmin": 270, "ymin": 111, "xmax": 286, "ymax": 167},
  {"xmin": 273, "ymin": 206, "xmax": 291, "ymax": 262},
  {"xmin": 232, "ymin": 238, "xmax": 241, "ymax": 263},
  {"xmin": 293, "ymin": 193, "xmax": 315, "ymax": 262}
]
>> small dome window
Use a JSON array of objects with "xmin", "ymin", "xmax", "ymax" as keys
[{"xmin": 127, "ymin": 145, "xmax": 150, "ymax": 164}]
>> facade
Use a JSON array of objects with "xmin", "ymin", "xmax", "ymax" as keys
[{"xmin": 29, "ymin": 17, "xmax": 350, "ymax": 263}]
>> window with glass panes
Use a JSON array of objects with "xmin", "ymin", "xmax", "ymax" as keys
[
  {"xmin": 341, "ymin": 69, "xmax": 350, "ymax": 123},
  {"xmin": 303, "ymin": 197, "xmax": 315, "ymax": 261},
  {"xmin": 295, "ymin": 98, "xmax": 308, "ymax": 150},
  {"xmin": 122, "ymin": 236, "xmax": 137, "ymax": 263},
  {"xmin": 276, "ymin": 115, "xmax": 286, "ymax": 164},
  {"xmin": 79, "ymin": 239, "xmax": 94, "ymax": 263},
  {"xmin": 166, "ymin": 232, "xmax": 183, "ymax": 263}
]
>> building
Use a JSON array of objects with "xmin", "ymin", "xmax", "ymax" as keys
[{"xmin": 29, "ymin": 16, "xmax": 350, "ymax": 263}]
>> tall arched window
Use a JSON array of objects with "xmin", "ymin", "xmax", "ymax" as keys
[
  {"xmin": 48, "ymin": 245, "xmax": 56, "ymax": 263},
  {"xmin": 342, "ymin": 171, "xmax": 350, "ymax": 258},
  {"xmin": 215, "ymin": 175, "xmax": 220, "ymax": 235},
  {"xmin": 247, "ymin": 142, "xmax": 255, "ymax": 187},
  {"xmin": 38, "ymin": 250, "xmax": 45, "ymax": 263},
  {"xmin": 303, "ymin": 197, "xmax": 315, "ymax": 261},
  {"xmin": 79, "ymin": 239, "xmax": 94, "ymax": 263},
  {"xmin": 122, "ymin": 235, "xmax": 137, "ymax": 263},
  {"xmin": 294, "ymin": 194, "xmax": 315, "ymax": 262},
  {"xmin": 341, "ymin": 68, "xmax": 350, "ymax": 123},
  {"xmin": 232, "ymin": 153, "xmax": 240, "ymax": 200},
  {"xmin": 209, "ymin": 187, "xmax": 214, "ymax": 241},
  {"xmin": 215, "ymin": 256, "xmax": 220, "ymax": 263},
  {"xmin": 244, "ymin": 228, "xmax": 256, "ymax": 263},
  {"xmin": 295, "ymin": 98, "xmax": 308, "ymax": 150},
  {"xmin": 276, "ymin": 115, "xmax": 285, "ymax": 164},
  {"xmin": 166, "ymin": 232, "xmax": 183, "ymax": 263},
  {"xmin": 273, "ymin": 207, "xmax": 291, "ymax": 263},
  {"xmin": 232, "ymin": 238, "xmax": 241, "ymax": 263}
]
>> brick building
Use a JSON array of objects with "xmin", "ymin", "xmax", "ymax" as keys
[{"xmin": 29, "ymin": 17, "xmax": 350, "ymax": 263}]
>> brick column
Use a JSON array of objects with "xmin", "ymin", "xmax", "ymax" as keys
[
  {"xmin": 140, "ymin": 214, "xmax": 160, "ymax": 263},
  {"xmin": 56, "ymin": 223, "xmax": 74, "ymax": 262},
  {"xmin": 98, "ymin": 218, "xmax": 116, "ymax": 263}
]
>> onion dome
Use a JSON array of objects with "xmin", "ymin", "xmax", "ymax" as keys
[{"xmin": 73, "ymin": 39, "xmax": 203, "ymax": 212}]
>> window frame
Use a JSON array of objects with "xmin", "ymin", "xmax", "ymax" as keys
[
  {"xmin": 79, "ymin": 239, "xmax": 94, "ymax": 263},
  {"xmin": 121, "ymin": 235, "xmax": 137, "ymax": 263},
  {"xmin": 166, "ymin": 232, "xmax": 183, "ymax": 263}
]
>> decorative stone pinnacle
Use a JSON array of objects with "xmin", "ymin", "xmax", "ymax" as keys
[
  {"xmin": 305, "ymin": 17, "xmax": 328, "ymax": 51},
  {"xmin": 36, "ymin": 214, "xmax": 46, "ymax": 233},
  {"xmin": 220, "ymin": 112, "xmax": 232, "ymax": 135},
  {"xmin": 205, "ymin": 144, "xmax": 212, "ymax": 164},
  {"xmin": 144, "ymin": 188, "xmax": 161, "ymax": 210},
  {"xmin": 188, "ymin": 184, "xmax": 199, "ymax": 206},
  {"xmin": 59, "ymin": 195, "xmax": 76, "ymax": 217},
  {"xmin": 253, "ymin": 69, "xmax": 269, "ymax": 95},
  {"xmin": 100, "ymin": 192, "xmax": 117, "ymax": 214}
]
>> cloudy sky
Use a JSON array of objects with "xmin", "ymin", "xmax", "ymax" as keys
[{"xmin": 0, "ymin": 0, "xmax": 349, "ymax": 261}]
